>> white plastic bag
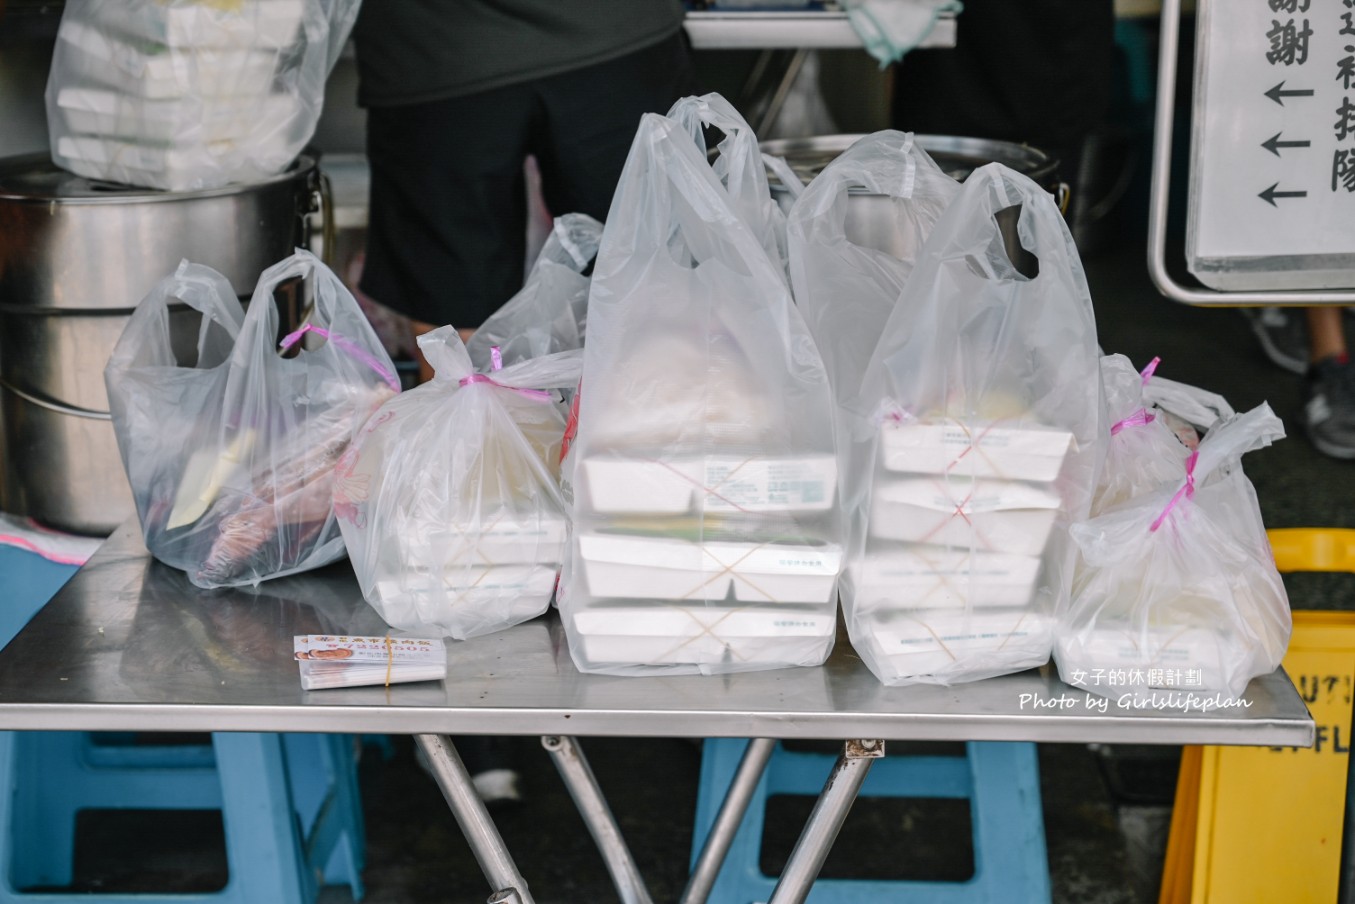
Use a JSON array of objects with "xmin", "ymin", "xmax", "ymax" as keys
[
  {"xmin": 336, "ymin": 329, "xmax": 579, "ymax": 639},
  {"xmin": 667, "ymin": 93, "xmax": 790, "ymax": 273},
  {"xmin": 465, "ymin": 213, "xmax": 602, "ymax": 371},
  {"xmin": 47, "ymin": 0, "xmax": 360, "ymax": 191},
  {"xmin": 558, "ymin": 100, "xmax": 842, "ymax": 676},
  {"xmin": 105, "ymin": 249, "xmax": 398, "ymax": 588},
  {"xmin": 1057, "ymin": 404, "xmax": 1291, "ymax": 702},
  {"xmin": 844, "ymin": 163, "xmax": 1104, "ymax": 686},
  {"xmin": 786, "ymin": 130, "xmax": 959, "ymax": 415},
  {"xmin": 1092, "ymin": 355, "xmax": 1191, "ymax": 515},
  {"xmin": 1144, "ymin": 373, "xmax": 1237, "ymax": 451}
]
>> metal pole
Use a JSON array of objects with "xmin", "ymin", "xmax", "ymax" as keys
[
  {"xmin": 541, "ymin": 735, "xmax": 655, "ymax": 904},
  {"xmin": 680, "ymin": 737, "xmax": 777, "ymax": 904},
  {"xmin": 766, "ymin": 739, "xmax": 884, "ymax": 904},
  {"xmin": 414, "ymin": 734, "xmax": 536, "ymax": 904}
]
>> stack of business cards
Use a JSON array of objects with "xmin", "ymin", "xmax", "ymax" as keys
[{"xmin": 294, "ymin": 634, "xmax": 447, "ymax": 690}]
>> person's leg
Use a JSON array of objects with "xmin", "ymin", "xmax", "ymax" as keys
[
  {"xmin": 1301, "ymin": 306, "xmax": 1355, "ymax": 459},
  {"xmin": 362, "ymin": 87, "xmax": 535, "ymax": 380},
  {"xmin": 530, "ymin": 31, "xmax": 695, "ymax": 221}
]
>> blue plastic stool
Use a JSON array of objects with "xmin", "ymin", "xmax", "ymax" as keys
[
  {"xmin": 692, "ymin": 739, "xmax": 1051, "ymax": 904},
  {"xmin": 0, "ymin": 544, "xmax": 365, "ymax": 902},
  {"xmin": 0, "ymin": 730, "xmax": 366, "ymax": 902}
]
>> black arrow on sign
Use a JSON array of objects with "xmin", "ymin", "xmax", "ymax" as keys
[
  {"xmin": 1259, "ymin": 183, "xmax": 1308, "ymax": 206},
  {"xmin": 1265, "ymin": 81, "xmax": 1315, "ymax": 105},
  {"xmin": 1261, "ymin": 132, "xmax": 1311, "ymax": 156}
]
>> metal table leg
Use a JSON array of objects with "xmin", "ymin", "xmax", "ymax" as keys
[
  {"xmin": 767, "ymin": 739, "xmax": 884, "ymax": 904},
  {"xmin": 414, "ymin": 734, "xmax": 536, "ymax": 904},
  {"xmin": 542, "ymin": 735, "xmax": 655, "ymax": 904},
  {"xmin": 680, "ymin": 737, "xmax": 777, "ymax": 904}
]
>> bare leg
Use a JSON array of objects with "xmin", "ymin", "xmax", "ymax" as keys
[{"xmin": 1307, "ymin": 306, "xmax": 1346, "ymax": 365}]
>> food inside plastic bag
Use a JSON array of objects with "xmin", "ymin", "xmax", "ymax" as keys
[
  {"xmin": 842, "ymin": 163, "xmax": 1103, "ymax": 686},
  {"xmin": 1092, "ymin": 355, "xmax": 1191, "ymax": 515},
  {"xmin": 1056, "ymin": 404, "xmax": 1291, "ymax": 701},
  {"xmin": 558, "ymin": 96, "xmax": 842, "ymax": 676},
  {"xmin": 105, "ymin": 250, "xmax": 398, "ymax": 589},
  {"xmin": 335, "ymin": 328, "xmax": 579, "ymax": 640},
  {"xmin": 465, "ymin": 213, "xmax": 602, "ymax": 371},
  {"xmin": 46, "ymin": 0, "xmax": 360, "ymax": 191}
]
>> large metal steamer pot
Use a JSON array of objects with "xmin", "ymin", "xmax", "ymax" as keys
[
  {"xmin": 0, "ymin": 153, "xmax": 324, "ymax": 536},
  {"xmin": 761, "ymin": 134, "xmax": 1068, "ymax": 264}
]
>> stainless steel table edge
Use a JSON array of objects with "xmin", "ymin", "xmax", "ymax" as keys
[{"xmin": 0, "ymin": 697, "xmax": 1315, "ymax": 747}]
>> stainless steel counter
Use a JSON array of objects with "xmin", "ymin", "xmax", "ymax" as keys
[{"xmin": 0, "ymin": 523, "xmax": 1316, "ymax": 748}]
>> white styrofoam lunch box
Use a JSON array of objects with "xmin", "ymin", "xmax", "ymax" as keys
[
  {"xmin": 856, "ymin": 608, "xmax": 1053, "ymax": 681},
  {"xmin": 869, "ymin": 477, "xmax": 1062, "ymax": 556},
  {"xmin": 577, "ymin": 531, "xmax": 841, "ymax": 604},
  {"xmin": 879, "ymin": 419, "xmax": 1073, "ymax": 483},
  {"xmin": 579, "ymin": 453, "xmax": 836, "ymax": 515},
  {"xmin": 57, "ymin": 20, "xmax": 279, "ymax": 100},
  {"xmin": 851, "ymin": 545, "xmax": 1042, "ymax": 609},
  {"xmin": 570, "ymin": 604, "xmax": 835, "ymax": 670},
  {"xmin": 83, "ymin": 0, "xmax": 305, "ymax": 50},
  {"xmin": 1055, "ymin": 624, "xmax": 1228, "ymax": 686},
  {"xmin": 398, "ymin": 514, "xmax": 568, "ymax": 570},
  {"xmin": 371, "ymin": 564, "xmax": 557, "ymax": 629},
  {"xmin": 55, "ymin": 87, "xmax": 299, "ymax": 146}
]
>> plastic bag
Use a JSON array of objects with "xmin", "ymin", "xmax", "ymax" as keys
[
  {"xmin": 1057, "ymin": 404, "xmax": 1290, "ymax": 702},
  {"xmin": 1092, "ymin": 355, "xmax": 1191, "ymax": 515},
  {"xmin": 47, "ymin": 0, "xmax": 360, "ymax": 191},
  {"xmin": 336, "ymin": 329, "xmax": 579, "ymax": 639},
  {"xmin": 557, "ymin": 100, "xmax": 842, "ymax": 676},
  {"xmin": 105, "ymin": 249, "xmax": 398, "ymax": 588},
  {"xmin": 786, "ymin": 131, "xmax": 959, "ymax": 415},
  {"xmin": 844, "ymin": 163, "xmax": 1104, "ymax": 686},
  {"xmin": 667, "ymin": 93, "xmax": 790, "ymax": 273},
  {"xmin": 465, "ymin": 213, "xmax": 602, "ymax": 371},
  {"xmin": 1144, "ymin": 374, "xmax": 1237, "ymax": 451}
]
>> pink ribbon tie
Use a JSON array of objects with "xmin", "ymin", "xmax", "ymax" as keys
[
  {"xmin": 1140, "ymin": 356, "xmax": 1161, "ymax": 385},
  {"xmin": 1149, "ymin": 450, "xmax": 1197, "ymax": 532},
  {"xmin": 280, "ymin": 324, "xmax": 400, "ymax": 392},
  {"xmin": 459, "ymin": 350, "xmax": 552, "ymax": 400},
  {"xmin": 1110, "ymin": 408, "xmax": 1155, "ymax": 436}
]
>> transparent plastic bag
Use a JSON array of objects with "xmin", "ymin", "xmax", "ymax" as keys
[
  {"xmin": 667, "ymin": 93, "xmax": 790, "ymax": 273},
  {"xmin": 1092, "ymin": 355, "xmax": 1191, "ymax": 515},
  {"xmin": 465, "ymin": 213, "xmax": 602, "ymax": 371},
  {"xmin": 558, "ymin": 100, "xmax": 841, "ymax": 676},
  {"xmin": 105, "ymin": 249, "xmax": 398, "ymax": 588},
  {"xmin": 844, "ymin": 163, "xmax": 1104, "ymax": 686},
  {"xmin": 336, "ymin": 329, "xmax": 579, "ymax": 639},
  {"xmin": 786, "ymin": 130, "xmax": 959, "ymax": 415},
  {"xmin": 1057, "ymin": 404, "xmax": 1290, "ymax": 702},
  {"xmin": 46, "ymin": 0, "xmax": 360, "ymax": 191},
  {"xmin": 1144, "ymin": 373, "xmax": 1236, "ymax": 451}
]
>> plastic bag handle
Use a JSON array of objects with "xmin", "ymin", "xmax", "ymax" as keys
[
  {"xmin": 761, "ymin": 153, "xmax": 805, "ymax": 200},
  {"xmin": 975, "ymin": 163, "xmax": 1079, "ymax": 269}
]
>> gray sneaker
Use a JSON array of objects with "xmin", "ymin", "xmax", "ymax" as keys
[
  {"xmin": 1301, "ymin": 357, "xmax": 1355, "ymax": 459},
  {"xmin": 1244, "ymin": 307, "xmax": 1309, "ymax": 375}
]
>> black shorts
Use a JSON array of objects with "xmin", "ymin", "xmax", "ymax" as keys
[{"xmin": 360, "ymin": 31, "xmax": 694, "ymax": 329}]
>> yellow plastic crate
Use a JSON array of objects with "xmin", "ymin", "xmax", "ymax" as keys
[{"xmin": 1161, "ymin": 610, "xmax": 1354, "ymax": 903}]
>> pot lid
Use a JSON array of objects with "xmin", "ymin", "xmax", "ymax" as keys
[
  {"xmin": 0, "ymin": 152, "xmax": 318, "ymax": 203},
  {"xmin": 759, "ymin": 133, "xmax": 1055, "ymax": 186}
]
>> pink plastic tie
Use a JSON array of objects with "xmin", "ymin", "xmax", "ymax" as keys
[
  {"xmin": 279, "ymin": 324, "xmax": 400, "ymax": 392},
  {"xmin": 491, "ymin": 345, "xmax": 504, "ymax": 371},
  {"xmin": 1110, "ymin": 408, "xmax": 1155, "ymax": 436},
  {"xmin": 1140, "ymin": 356, "xmax": 1161, "ymax": 385},
  {"xmin": 457, "ymin": 374, "xmax": 553, "ymax": 400},
  {"xmin": 1149, "ymin": 450, "xmax": 1198, "ymax": 532}
]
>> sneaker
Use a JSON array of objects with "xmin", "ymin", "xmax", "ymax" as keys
[
  {"xmin": 1301, "ymin": 357, "xmax": 1355, "ymax": 459},
  {"xmin": 1244, "ymin": 307, "xmax": 1309, "ymax": 375}
]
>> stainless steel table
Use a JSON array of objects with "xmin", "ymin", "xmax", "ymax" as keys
[{"xmin": 0, "ymin": 525, "xmax": 1315, "ymax": 904}]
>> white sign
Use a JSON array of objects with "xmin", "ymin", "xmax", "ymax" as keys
[{"xmin": 1187, "ymin": 0, "xmax": 1355, "ymax": 290}]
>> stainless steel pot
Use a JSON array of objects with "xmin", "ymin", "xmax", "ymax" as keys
[
  {"xmin": 761, "ymin": 134, "xmax": 1068, "ymax": 264},
  {"xmin": 0, "ymin": 153, "xmax": 324, "ymax": 535}
]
